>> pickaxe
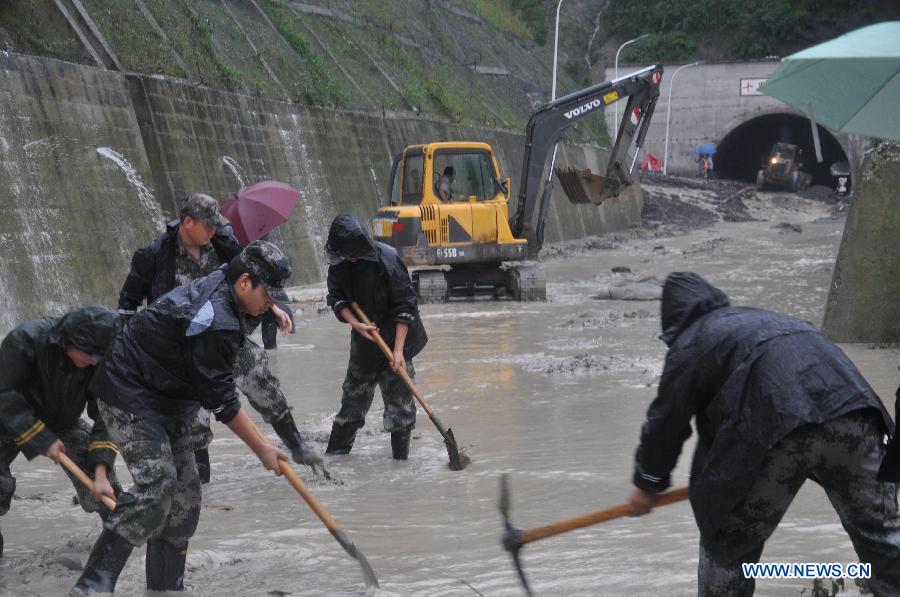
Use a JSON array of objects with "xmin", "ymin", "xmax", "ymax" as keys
[{"xmin": 499, "ymin": 474, "xmax": 689, "ymax": 595}]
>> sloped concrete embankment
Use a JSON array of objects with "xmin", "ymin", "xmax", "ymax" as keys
[
  {"xmin": 0, "ymin": 52, "xmax": 638, "ymax": 334},
  {"xmin": 823, "ymin": 142, "xmax": 900, "ymax": 343}
]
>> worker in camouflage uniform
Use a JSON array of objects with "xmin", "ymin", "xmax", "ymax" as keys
[
  {"xmin": 117, "ymin": 193, "xmax": 320, "ymax": 483},
  {"xmin": 71, "ymin": 242, "xmax": 291, "ymax": 595},
  {"xmin": 0, "ymin": 306, "xmax": 122, "ymax": 558},
  {"xmin": 323, "ymin": 214, "xmax": 427, "ymax": 460},
  {"xmin": 626, "ymin": 272, "xmax": 900, "ymax": 597}
]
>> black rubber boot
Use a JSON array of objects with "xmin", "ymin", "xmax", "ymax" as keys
[
  {"xmin": 194, "ymin": 449, "xmax": 210, "ymax": 485},
  {"xmin": 71, "ymin": 529, "xmax": 133, "ymax": 595},
  {"xmin": 146, "ymin": 539, "xmax": 187, "ymax": 591},
  {"xmin": 391, "ymin": 429, "xmax": 412, "ymax": 460},
  {"xmin": 325, "ymin": 422, "xmax": 359, "ymax": 455}
]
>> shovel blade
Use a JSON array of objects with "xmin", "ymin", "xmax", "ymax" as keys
[
  {"xmin": 444, "ymin": 427, "xmax": 470, "ymax": 471},
  {"xmin": 555, "ymin": 167, "xmax": 622, "ymax": 205},
  {"xmin": 330, "ymin": 528, "xmax": 380, "ymax": 589}
]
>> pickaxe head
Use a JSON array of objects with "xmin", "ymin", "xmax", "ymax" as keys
[{"xmin": 499, "ymin": 474, "xmax": 534, "ymax": 597}]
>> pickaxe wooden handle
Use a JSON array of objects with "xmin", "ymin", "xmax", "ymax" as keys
[
  {"xmin": 500, "ymin": 474, "xmax": 689, "ymax": 596},
  {"xmin": 518, "ymin": 486, "xmax": 689, "ymax": 545},
  {"xmin": 250, "ymin": 420, "xmax": 380, "ymax": 588},
  {"xmin": 349, "ymin": 302, "xmax": 468, "ymax": 470},
  {"xmin": 58, "ymin": 453, "xmax": 117, "ymax": 511},
  {"xmin": 349, "ymin": 302, "xmax": 432, "ymax": 416}
]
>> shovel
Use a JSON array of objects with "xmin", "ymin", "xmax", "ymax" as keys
[
  {"xmin": 350, "ymin": 302, "xmax": 469, "ymax": 471},
  {"xmin": 499, "ymin": 474, "xmax": 689, "ymax": 596},
  {"xmin": 58, "ymin": 453, "xmax": 117, "ymax": 511},
  {"xmin": 250, "ymin": 420, "xmax": 380, "ymax": 589}
]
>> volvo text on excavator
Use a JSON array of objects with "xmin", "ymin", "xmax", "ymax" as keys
[{"xmin": 372, "ymin": 64, "xmax": 663, "ymax": 302}]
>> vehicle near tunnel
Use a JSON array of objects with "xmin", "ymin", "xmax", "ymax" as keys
[
  {"xmin": 756, "ymin": 142, "xmax": 813, "ymax": 192},
  {"xmin": 372, "ymin": 65, "xmax": 663, "ymax": 302}
]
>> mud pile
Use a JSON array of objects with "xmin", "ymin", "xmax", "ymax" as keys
[{"xmin": 542, "ymin": 173, "xmax": 851, "ymax": 262}]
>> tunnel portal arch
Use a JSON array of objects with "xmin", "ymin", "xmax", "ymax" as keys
[{"xmin": 715, "ymin": 113, "xmax": 850, "ymax": 190}]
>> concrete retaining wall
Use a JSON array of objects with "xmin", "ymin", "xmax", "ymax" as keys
[
  {"xmin": 823, "ymin": 142, "xmax": 900, "ymax": 343},
  {"xmin": 0, "ymin": 52, "xmax": 639, "ymax": 334}
]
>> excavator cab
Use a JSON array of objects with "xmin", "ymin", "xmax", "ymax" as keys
[
  {"xmin": 373, "ymin": 142, "xmax": 530, "ymax": 301},
  {"xmin": 373, "ymin": 65, "xmax": 663, "ymax": 302}
]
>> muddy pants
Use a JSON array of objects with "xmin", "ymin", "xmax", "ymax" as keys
[
  {"xmin": 0, "ymin": 419, "xmax": 121, "ymax": 517},
  {"xmin": 189, "ymin": 340, "xmax": 290, "ymax": 452},
  {"xmin": 698, "ymin": 411, "xmax": 900, "ymax": 597},
  {"xmin": 98, "ymin": 400, "xmax": 200, "ymax": 548},
  {"xmin": 335, "ymin": 350, "xmax": 417, "ymax": 433}
]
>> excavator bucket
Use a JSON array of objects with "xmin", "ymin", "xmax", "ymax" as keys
[{"xmin": 555, "ymin": 167, "xmax": 622, "ymax": 205}]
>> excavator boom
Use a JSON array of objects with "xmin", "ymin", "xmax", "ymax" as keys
[{"xmin": 510, "ymin": 64, "xmax": 663, "ymax": 252}]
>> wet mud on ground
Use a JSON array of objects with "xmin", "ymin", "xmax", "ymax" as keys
[{"xmin": 1, "ymin": 179, "xmax": 896, "ymax": 596}]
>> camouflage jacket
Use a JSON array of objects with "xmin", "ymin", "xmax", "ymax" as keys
[
  {"xmin": 98, "ymin": 269, "xmax": 244, "ymax": 425},
  {"xmin": 117, "ymin": 219, "xmax": 241, "ymax": 316}
]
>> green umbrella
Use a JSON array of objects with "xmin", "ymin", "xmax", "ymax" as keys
[{"xmin": 760, "ymin": 21, "xmax": 900, "ymax": 141}]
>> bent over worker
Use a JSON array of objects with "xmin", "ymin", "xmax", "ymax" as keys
[
  {"xmin": 626, "ymin": 272, "xmax": 900, "ymax": 597},
  {"xmin": 71, "ymin": 242, "xmax": 290, "ymax": 595},
  {"xmin": 0, "ymin": 306, "xmax": 122, "ymax": 558},
  {"xmin": 117, "ymin": 193, "xmax": 319, "ymax": 482},
  {"xmin": 324, "ymin": 214, "xmax": 427, "ymax": 460}
]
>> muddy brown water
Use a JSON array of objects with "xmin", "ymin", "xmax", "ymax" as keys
[{"xmin": 1, "ymin": 189, "xmax": 897, "ymax": 596}]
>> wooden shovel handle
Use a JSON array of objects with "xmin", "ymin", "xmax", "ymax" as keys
[
  {"xmin": 349, "ymin": 303, "xmax": 434, "ymax": 417},
  {"xmin": 58, "ymin": 453, "xmax": 117, "ymax": 511},
  {"xmin": 520, "ymin": 486, "xmax": 689, "ymax": 545},
  {"xmin": 249, "ymin": 421, "xmax": 339, "ymax": 531}
]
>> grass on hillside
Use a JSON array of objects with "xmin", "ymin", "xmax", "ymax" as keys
[{"xmin": 259, "ymin": 1, "xmax": 347, "ymax": 107}]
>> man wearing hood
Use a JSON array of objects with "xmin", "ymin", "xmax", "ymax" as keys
[
  {"xmin": 71, "ymin": 241, "xmax": 290, "ymax": 595},
  {"xmin": 324, "ymin": 214, "xmax": 428, "ymax": 460},
  {"xmin": 626, "ymin": 272, "xmax": 900, "ymax": 596},
  {"xmin": 117, "ymin": 193, "xmax": 320, "ymax": 482},
  {"xmin": 0, "ymin": 306, "xmax": 122, "ymax": 557}
]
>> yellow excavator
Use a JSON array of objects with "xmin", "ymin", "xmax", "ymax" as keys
[{"xmin": 372, "ymin": 65, "xmax": 663, "ymax": 301}]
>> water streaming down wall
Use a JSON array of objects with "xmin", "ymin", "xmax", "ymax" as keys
[
  {"xmin": 0, "ymin": 52, "xmax": 641, "ymax": 335},
  {"xmin": 0, "ymin": 53, "xmax": 164, "ymax": 334}
]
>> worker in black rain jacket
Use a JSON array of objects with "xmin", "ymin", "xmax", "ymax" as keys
[
  {"xmin": 626, "ymin": 272, "xmax": 900, "ymax": 597},
  {"xmin": 117, "ymin": 193, "xmax": 319, "ymax": 483},
  {"xmin": 71, "ymin": 241, "xmax": 290, "ymax": 595},
  {"xmin": 0, "ymin": 306, "xmax": 122, "ymax": 558},
  {"xmin": 324, "ymin": 214, "xmax": 427, "ymax": 460}
]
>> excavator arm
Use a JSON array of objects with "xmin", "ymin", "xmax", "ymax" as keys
[{"xmin": 510, "ymin": 64, "xmax": 663, "ymax": 252}]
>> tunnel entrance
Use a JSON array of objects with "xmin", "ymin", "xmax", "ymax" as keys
[{"xmin": 715, "ymin": 113, "xmax": 850, "ymax": 191}]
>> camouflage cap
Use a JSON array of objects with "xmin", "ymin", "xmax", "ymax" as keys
[
  {"xmin": 239, "ymin": 240, "xmax": 292, "ymax": 297},
  {"xmin": 181, "ymin": 193, "xmax": 227, "ymax": 228}
]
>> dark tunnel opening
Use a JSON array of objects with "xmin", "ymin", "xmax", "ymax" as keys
[{"xmin": 715, "ymin": 113, "xmax": 850, "ymax": 191}]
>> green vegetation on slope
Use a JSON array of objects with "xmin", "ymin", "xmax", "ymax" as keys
[
  {"xmin": 258, "ymin": 1, "xmax": 346, "ymax": 107},
  {"xmin": 604, "ymin": 0, "xmax": 897, "ymax": 63},
  {"xmin": 458, "ymin": 0, "xmax": 534, "ymax": 40}
]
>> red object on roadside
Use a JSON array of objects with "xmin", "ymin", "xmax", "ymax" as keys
[
  {"xmin": 220, "ymin": 180, "xmax": 301, "ymax": 245},
  {"xmin": 641, "ymin": 153, "xmax": 663, "ymax": 172}
]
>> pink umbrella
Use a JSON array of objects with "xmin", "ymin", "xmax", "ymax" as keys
[{"xmin": 220, "ymin": 180, "xmax": 301, "ymax": 246}]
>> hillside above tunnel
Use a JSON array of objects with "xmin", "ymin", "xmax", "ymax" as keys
[{"xmin": 0, "ymin": 0, "xmax": 596, "ymax": 138}]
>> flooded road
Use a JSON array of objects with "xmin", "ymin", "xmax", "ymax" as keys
[{"xmin": 1, "ymin": 188, "xmax": 897, "ymax": 596}]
